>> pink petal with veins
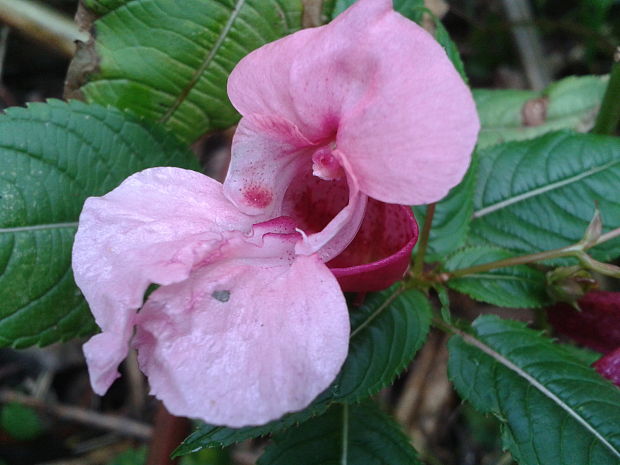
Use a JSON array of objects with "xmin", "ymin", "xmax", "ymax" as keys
[
  {"xmin": 135, "ymin": 251, "xmax": 349, "ymax": 427},
  {"xmin": 226, "ymin": 0, "xmax": 479, "ymax": 209},
  {"xmin": 73, "ymin": 167, "xmax": 253, "ymax": 394}
]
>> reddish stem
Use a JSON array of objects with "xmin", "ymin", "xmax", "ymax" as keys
[{"xmin": 145, "ymin": 403, "xmax": 192, "ymax": 465}]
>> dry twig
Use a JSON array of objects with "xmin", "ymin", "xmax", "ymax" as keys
[{"xmin": 0, "ymin": 389, "xmax": 153, "ymax": 440}]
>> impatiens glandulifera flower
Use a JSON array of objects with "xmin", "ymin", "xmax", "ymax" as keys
[
  {"xmin": 548, "ymin": 291, "xmax": 620, "ymax": 386},
  {"xmin": 73, "ymin": 0, "xmax": 479, "ymax": 427},
  {"xmin": 223, "ymin": 0, "xmax": 479, "ymax": 289},
  {"xmin": 73, "ymin": 168, "xmax": 350, "ymax": 427},
  {"xmin": 548, "ymin": 291, "xmax": 620, "ymax": 354}
]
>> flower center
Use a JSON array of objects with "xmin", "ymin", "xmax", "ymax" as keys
[{"xmin": 311, "ymin": 144, "xmax": 344, "ymax": 181}]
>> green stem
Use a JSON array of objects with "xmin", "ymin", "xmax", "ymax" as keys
[
  {"xmin": 413, "ymin": 203, "xmax": 436, "ymax": 277},
  {"xmin": 444, "ymin": 225, "xmax": 620, "ymax": 280},
  {"xmin": 446, "ymin": 245, "xmax": 578, "ymax": 279},
  {"xmin": 593, "ymin": 48, "xmax": 620, "ymax": 135}
]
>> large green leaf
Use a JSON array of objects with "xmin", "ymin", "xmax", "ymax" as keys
[
  {"xmin": 76, "ymin": 0, "xmax": 303, "ymax": 143},
  {"xmin": 173, "ymin": 287, "xmax": 431, "ymax": 455},
  {"xmin": 0, "ymin": 99, "xmax": 199, "ymax": 348},
  {"xmin": 475, "ymin": 75, "xmax": 607, "ymax": 149},
  {"xmin": 258, "ymin": 402, "xmax": 421, "ymax": 465},
  {"xmin": 471, "ymin": 131, "xmax": 620, "ymax": 261},
  {"xmin": 413, "ymin": 155, "xmax": 478, "ymax": 262},
  {"xmin": 449, "ymin": 316, "xmax": 620, "ymax": 465},
  {"xmin": 444, "ymin": 247, "xmax": 551, "ymax": 308}
]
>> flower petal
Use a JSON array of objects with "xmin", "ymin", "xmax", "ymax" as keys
[
  {"xmin": 548, "ymin": 291, "xmax": 620, "ymax": 354},
  {"xmin": 227, "ymin": 0, "xmax": 478, "ymax": 206},
  {"xmin": 329, "ymin": 202, "xmax": 418, "ymax": 292},
  {"xmin": 224, "ymin": 114, "xmax": 313, "ymax": 217},
  {"xmin": 73, "ymin": 167, "xmax": 251, "ymax": 394},
  {"xmin": 282, "ymin": 169, "xmax": 367, "ymax": 261},
  {"xmin": 594, "ymin": 347, "xmax": 620, "ymax": 387},
  {"xmin": 134, "ymin": 251, "xmax": 350, "ymax": 427}
]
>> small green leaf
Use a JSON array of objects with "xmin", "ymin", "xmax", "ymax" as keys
[
  {"xmin": 76, "ymin": 0, "xmax": 303, "ymax": 143},
  {"xmin": 444, "ymin": 247, "xmax": 551, "ymax": 308},
  {"xmin": 471, "ymin": 131, "xmax": 620, "ymax": 262},
  {"xmin": 174, "ymin": 287, "xmax": 431, "ymax": 455},
  {"xmin": 448, "ymin": 315, "xmax": 620, "ymax": 465},
  {"xmin": 0, "ymin": 100, "xmax": 199, "ymax": 348},
  {"xmin": 413, "ymin": 154, "xmax": 478, "ymax": 262},
  {"xmin": 258, "ymin": 402, "xmax": 421, "ymax": 465},
  {"xmin": 475, "ymin": 75, "xmax": 607, "ymax": 149},
  {"xmin": 1, "ymin": 403, "xmax": 43, "ymax": 440}
]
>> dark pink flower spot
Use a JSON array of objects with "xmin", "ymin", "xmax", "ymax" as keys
[{"xmin": 242, "ymin": 185, "xmax": 273, "ymax": 209}]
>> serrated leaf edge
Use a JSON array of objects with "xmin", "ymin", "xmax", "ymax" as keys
[{"xmin": 455, "ymin": 324, "xmax": 620, "ymax": 459}]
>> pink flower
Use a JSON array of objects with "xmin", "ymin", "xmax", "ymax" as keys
[
  {"xmin": 549, "ymin": 291, "xmax": 620, "ymax": 387},
  {"xmin": 73, "ymin": 168, "xmax": 350, "ymax": 427},
  {"xmin": 223, "ymin": 0, "xmax": 479, "ymax": 286},
  {"xmin": 72, "ymin": 0, "xmax": 479, "ymax": 427}
]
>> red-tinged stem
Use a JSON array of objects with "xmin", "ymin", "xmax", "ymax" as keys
[{"xmin": 145, "ymin": 403, "xmax": 191, "ymax": 465}]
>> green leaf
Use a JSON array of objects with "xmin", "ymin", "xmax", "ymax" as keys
[
  {"xmin": 76, "ymin": 0, "xmax": 303, "ymax": 143},
  {"xmin": 444, "ymin": 247, "xmax": 551, "ymax": 308},
  {"xmin": 471, "ymin": 131, "xmax": 620, "ymax": 262},
  {"xmin": 448, "ymin": 315, "xmax": 620, "ymax": 465},
  {"xmin": 174, "ymin": 287, "xmax": 431, "ymax": 455},
  {"xmin": 413, "ymin": 154, "xmax": 478, "ymax": 262},
  {"xmin": 332, "ymin": 287, "xmax": 431, "ymax": 401},
  {"xmin": 475, "ymin": 75, "xmax": 607, "ymax": 149},
  {"xmin": 258, "ymin": 402, "xmax": 421, "ymax": 465},
  {"xmin": 0, "ymin": 100, "xmax": 199, "ymax": 348}
]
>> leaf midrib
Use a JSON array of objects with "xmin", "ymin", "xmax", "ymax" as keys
[
  {"xmin": 158, "ymin": 0, "xmax": 247, "ymax": 125},
  {"xmin": 460, "ymin": 329, "xmax": 620, "ymax": 459},
  {"xmin": 0, "ymin": 223, "xmax": 78, "ymax": 234},
  {"xmin": 474, "ymin": 156, "xmax": 620, "ymax": 218}
]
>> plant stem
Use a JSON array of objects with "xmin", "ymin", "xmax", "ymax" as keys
[
  {"xmin": 444, "ymin": 225, "xmax": 620, "ymax": 280},
  {"xmin": 593, "ymin": 47, "xmax": 620, "ymax": 135},
  {"xmin": 0, "ymin": 0, "xmax": 87, "ymax": 57},
  {"xmin": 446, "ymin": 245, "xmax": 578, "ymax": 279},
  {"xmin": 413, "ymin": 203, "xmax": 436, "ymax": 277}
]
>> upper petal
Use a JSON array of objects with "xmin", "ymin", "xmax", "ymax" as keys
[
  {"xmin": 134, "ymin": 251, "xmax": 350, "ymax": 427},
  {"xmin": 227, "ymin": 0, "xmax": 479, "ymax": 206},
  {"xmin": 73, "ymin": 167, "xmax": 252, "ymax": 394}
]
